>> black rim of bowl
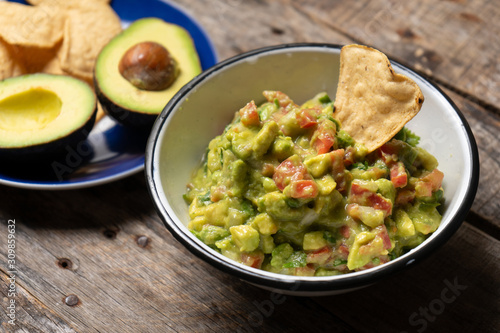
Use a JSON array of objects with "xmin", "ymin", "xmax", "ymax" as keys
[{"xmin": 145, "ymin": 43, "xmax": 480, "ymax": 293}]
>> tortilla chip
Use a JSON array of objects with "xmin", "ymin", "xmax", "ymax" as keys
[
  {"xmin": 26, "ymin": 0, "xmax": 111, "ymax": 5},
  {"xmin": 11, "ymin": 41, "xmax": 64, "ymax": 76},
  {"xmin": 0, "ymin": 2, "xmax": 65, "ymax": 48},
  {"xmin": 59, "ymin": 3, "xmax": 122, "ymax": 80},
  {"xmin": 0, "ymin": 39, "xmax": 26, "ymax": 80},
  {"xmin": 334, "ymin": 44, "xmax": 424, "ymax": 153}
]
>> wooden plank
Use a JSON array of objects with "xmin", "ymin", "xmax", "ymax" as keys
[
  {"xmin": 1, "ymin": 271, "xmax": 77, "ymax": 333},
  {"xmin": 2, "ymin": 179, "xmax": 498, "ymax": 331},
  {"xmin": 289, "ymin": 0, "xmax": 500, "ymax": 110},
  {"xmin": 0, "ymin": 176, "xmax": 354, "ymax": 332},
  {"xmin": 176, "ymin": 0, "xmax": 499, "ymax": 110},
  {"xmin": 442, "ymin": 88, "xmax": 500, "ymax": 231},
  {"xmin": 172, "ymin": 0, "xmax": 353, "ymax": 60},
  {"xmin": 311, "ymin": 222, "xmax": 500, "ymax": 333}
]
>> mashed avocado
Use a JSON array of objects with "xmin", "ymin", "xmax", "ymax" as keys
[{"xmin": 184, "ymin": 91, "xmax": 444, "ymax": 276}]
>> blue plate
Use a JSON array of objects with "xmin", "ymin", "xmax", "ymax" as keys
[{"xmin": 0, "ymin": 0, "xmax": 218, "ymax": 190}]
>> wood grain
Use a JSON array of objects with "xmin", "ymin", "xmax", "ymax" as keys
[
  {"xmin": 0, "ymin": 176, "xmax": 353, "ymax": 333},
  {"xmin": 176, "ymin": 0, "xmax": 500, "ymax": 110},
  {"xmin": 1, "ymin": 0, "xmax": 500, "ymax": 332}
]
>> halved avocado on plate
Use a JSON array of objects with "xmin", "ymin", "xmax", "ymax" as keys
[
  {"xmin": 0, "ymin": 73, "xmax": 97, "ymax": 161},
  {"xmin": 94, "ymin": 18, "xmax": 202, "ymax": 128}
]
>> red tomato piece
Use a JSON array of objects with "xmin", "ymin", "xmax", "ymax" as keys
[
  {"xmin": 343, "ymin": 146, "xmax": 356, "ymax": 167},
  {"xmin": 415, "ymin": 168, "xmax": 444, "ymax": 198},
  {"xmin": 329, "ymin": 149, "xmax": 348, "ymax": 192},
  {"xmin": 296, "ymin": 108, "xmax": 319, "ymax": 128},
  {"xmin": 395, "ymin": 189, "xmax": 415, "ymax": 205},
  {"xmin": 294, "ymin": 264, "xmax": 316, "ymax": 276},
  {"xmin": 374, "ymin": 225, "xmax": 392, "ymax": 250},
  {"xmin": 241, "ymin": 252, "xmax": 265, "ymax": 269},
  {"xmin": 340, "ymin": 225, "xmax": 350, "ymax": 238},
  {"xmin": 262, "ymin": 90, "xmax": 295, "ymax": 108},
  {"xmin": 390, "ymin": 162, "xmax": 408, "ymax": 188},
  {"xmin": 306, "ymin": 246, "xmax": 333, "ymax": 265},
  {"xmin": 422, "ymin": 168, "xmax": 444, "ymax": 191},
  {"xmin": 238, "ymin": 100, "xmax": 260, "ymax": 127},
  {"xmin": 349, "ymin": 182, "xmax": 393, "ymax": 217},
  {"xmin": 288, "ymin": 180, "xmax": 318, "ymax": 199},
  {"xmin": 338, "ymin": 243, "xmax": 350, "ymax": 255},
  {"xmin": 378, "ymin": 142, "xmax": 400, "ymax": 165},
  {"xmin": 312, "ymin": 120, "xmax": 336, "ymax": 154},
  {"xmin": 273, "ymin": 155, "xmax": 309, "ymax": 191}
]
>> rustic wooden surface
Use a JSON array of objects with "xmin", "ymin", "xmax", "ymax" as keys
[{"xmin": 1, "ymin": 0, "xmax": 499, "ymax": 332}]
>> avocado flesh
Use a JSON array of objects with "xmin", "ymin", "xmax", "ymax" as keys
[
  {"xmin": 0, "ymin": 88, "xmax": 62, "ymax": 131},
  {"xmin": 94, "ymin": 18, "xmax": 202, "ymax": 120},
  {"xmin": 0, "ymin": 74, "xmax": 96, "ymax": 153}
]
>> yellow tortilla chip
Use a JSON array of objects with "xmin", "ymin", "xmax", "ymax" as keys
[
  {"xmin": 12, "ymin": 41, "xmax": 64, "ymax": 75},
  {"xmin": 334, "ymin": 44, "xmax": 424, "ymax": 153},
  {"xmin": 0, "ymin": 2, "xmax": 65, "ymax": 48},
  {"xmin": 59, "ymin": 3, "xmax": 122, "ymax": 80},
  {"xmin": 26, "ymin": 0, "xmax": 111, "ymax": 5},
  {"xmin": 0, "ymin": 39, "xmax": 26, "ymax": 80}
]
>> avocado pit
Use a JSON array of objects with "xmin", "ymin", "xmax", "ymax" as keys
[{"xmin": 118, "ymin": 41, "xmax": 179, "ymax": 91}]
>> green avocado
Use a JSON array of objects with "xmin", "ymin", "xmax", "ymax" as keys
[
  {"xmin": 0, "ymin": 74, "xmax": 96, "ymax": 160},
  {"xmin": 94, "ymin": 18, "xmax": 202, "ymax": 128}
]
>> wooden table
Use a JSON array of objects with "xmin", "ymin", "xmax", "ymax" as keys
[{"xmin": 1, "ymin": 0, "xmax": 499, "ymax": 332}]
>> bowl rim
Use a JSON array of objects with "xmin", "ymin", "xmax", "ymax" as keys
[{"xmin": 145, "ymin": 42, "xmax": 480, "ymax": 292}]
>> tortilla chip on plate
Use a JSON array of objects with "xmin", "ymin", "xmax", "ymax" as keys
[
  {"xmin": 59, "ymin": 2, "xmax": 122, "ymax": 81},
  {"xmin": 0, "ymin": 2, "xmax": 65, "ymax": 48}
]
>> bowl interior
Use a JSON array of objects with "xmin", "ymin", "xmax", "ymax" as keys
[{"xmin": 149, "ymin": 44, "xmax": 477, "ymax": 292}]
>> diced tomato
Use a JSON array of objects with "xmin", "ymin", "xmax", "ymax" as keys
[
  {"xmin": 241, "ymin": 252, "xmax": 265, "ymax": 269},
  {"xmin": 338, "ymin": 243, "xmax": 350, "ymax": 255},
  {"xmin": 422, "ymin": 169, "xmax": 444, "ymax": 191},
  {"xmin": 390, "ymin": 162, "xmax": 408, "ymax": 188},
  {"xmin": 287, "ymin": 180, "xmax": 318, "ymax": 199},
  {"xmin": 262, "ymin": 90, "xmax": 296, "ymax": 109},
  {"xmin": 349, "ymin": 182, "xmax": 393, "ymax": 217},
  {"xmin": 330, "ymin": 149, "xmax": 348, "ymax": 192},
  {"xmin": 331, "ymin": 149, "xmax": 345, "ymax": 173},
  {"xmin": 395, "ymin": 189, "xmax": 415, "ymax": 205},
  {"xmin": 343, "ymin": 146, "xmax": 356, "ymax": 167},
  {"xmin": 239, "ymin": 100, "xmax": 260, "ymax": 127},
  {"xmin": 296, "ymin": 108, "xmax": 319, "ymax": 128},
  {"xmin": 378, "ymin": 142, "xmax": 400, "ymax": 166},
  {"xmin": 312, "ymin": 120, "xmax": 336, "ymax": 154},
  {"xmin": 307, "ymin": 246, "xmax": 332, "ymax": 265},
  {"xmin": 273, "ymin": 155, "xmax": 309, "ymax": 191},
  {"xmin": 415, "ymin": 168, "xmax": 444, "ymax": 198},
  {"xmin": 340, "ymin": 225, "xmax": 350, "ymax": 238},
  {"xmin": 380, "ymin": 141, "xmax": 401, "ymax": 155},
  {"xmin": 374, "ymin": 225, "xmax": 392, "ymax": 250},
  {"xmin": 294, "ymin": 264, "xmax": 316, "ymax": 276},
  {"xmin": 415, "ymin": 181, "xmax": 433, "ymax": 197}
]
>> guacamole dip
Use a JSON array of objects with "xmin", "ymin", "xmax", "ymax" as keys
[{"xmin": 184, "ymin": 91, "xmax": 444, "ymax": 276}]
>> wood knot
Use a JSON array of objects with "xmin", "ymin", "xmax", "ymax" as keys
[{"xmin": 57, "ymin": 258, "xmax": 73, "ymax": 270}]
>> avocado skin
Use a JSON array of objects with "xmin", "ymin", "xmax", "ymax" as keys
[
  {"xmin": 94, "ymin": 76, "xmax": 158, "ymax": 129},
  {"xmin": 0, "ymin": 107, "xmax": 96, "ymax": 163}
]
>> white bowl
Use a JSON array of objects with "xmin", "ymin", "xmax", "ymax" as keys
[{"xmin": 145, "ymin": 43, "xmax": 479, "ymax": 296}]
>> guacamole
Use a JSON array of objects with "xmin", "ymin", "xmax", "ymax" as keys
[{"xmin": 184, "ymin": 91, "xmax": 444, "ymax": 276}]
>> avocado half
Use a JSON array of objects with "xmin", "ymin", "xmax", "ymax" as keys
[
  {"xmin": 94, "ymin": 18, "xmax": 202, "ymax": 128},
  {"xmin": 0, "ymin": 74, "xmax": 97, "ymax": 161}
]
